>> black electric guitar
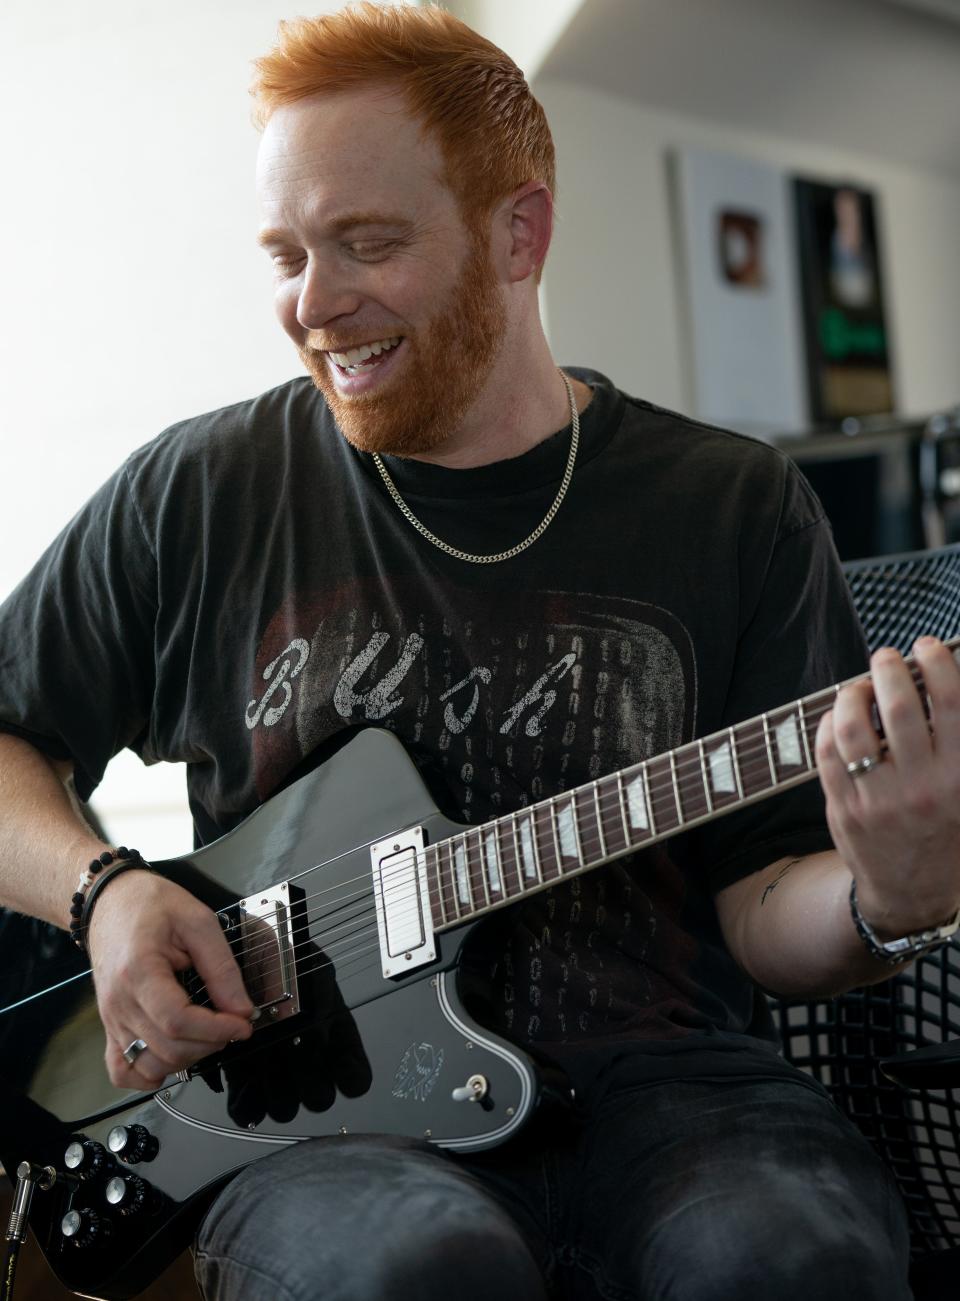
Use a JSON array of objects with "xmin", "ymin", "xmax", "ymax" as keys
[{"xmin": 0, "ymin": 653, "xmax": 942, "ymax": 1299}]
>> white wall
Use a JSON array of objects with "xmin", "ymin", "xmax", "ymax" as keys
[
  {"xmin": 536, "ymin": 78, "xmax": 960, "ymax": 424},
  {"xmin": 447, "ymin": 0, "xmax": 583, "ymax": 76},
  {"xmin": 1, "ymin": 0, "xmax": 406, "ymax": 855}
]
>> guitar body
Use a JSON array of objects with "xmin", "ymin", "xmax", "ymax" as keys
[{"xmin": 0, "ymin": 729, "xmax": 543, "ymax": 1300}]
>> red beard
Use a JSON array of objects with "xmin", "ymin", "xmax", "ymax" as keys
[{"xmin": 298, "ymin": 233, "xmax": 506, "ymax": 457}]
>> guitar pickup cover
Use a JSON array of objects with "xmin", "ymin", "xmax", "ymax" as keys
[
  {"xmin": 238, "ymin": 883, "xmax": 301, "ymax": 1024},
  {"xmin": 370, "ymin": 827, "xmax": 436, "ymax": 978}
]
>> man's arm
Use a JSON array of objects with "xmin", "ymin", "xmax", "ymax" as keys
[
  {"xmin": 0, "ymin": 732, "xmax": 253, "ymax": 1085},
  {"xmin": 716, "ymin": 638, "xmax": 960, "ymax": 997}
]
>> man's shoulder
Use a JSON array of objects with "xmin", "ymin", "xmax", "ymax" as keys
[
  {"xmin": 572, "ymin": 369, "xmax": 792, "ymax": 462},
  {"xmin": 131, "ymin": 376, "xmax": 325, "ymax": 469},
  {"xmin": 573, "ymin": 369, "xmax": 822, "ymax": 537}
]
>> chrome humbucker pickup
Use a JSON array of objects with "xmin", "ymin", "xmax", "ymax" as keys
[
  {"xmin": 238, "ymin": 882, "xmax": 301, "ymax": 1024},
  {"xmin": 370, "ymin": 827, "xmax": 436, "ymax": 978}
]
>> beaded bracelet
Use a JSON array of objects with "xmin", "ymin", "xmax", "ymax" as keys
[{"xmin": 69, "ymin": 847, "xmax": 146, "ymax": 952}]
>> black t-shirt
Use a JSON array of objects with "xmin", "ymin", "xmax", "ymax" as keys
[{"xmin": 0, "ymin": 370, "xmax": 868, "ymax": 1094}]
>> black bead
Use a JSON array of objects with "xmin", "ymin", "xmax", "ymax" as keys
[
  {"xmin": 117, "ymin": 846, "xmax": 129, "ymax": 858},
  {"xmin": 99, "ymin": 850, "xmax": 114, "ymax": 866},
  {"xmin": 70, "ymin": 903, "xmax": 82, "ymax": 918},
  {"xmin": 72, "ymin": 892, "xmax": 84, "ymax": 905}
]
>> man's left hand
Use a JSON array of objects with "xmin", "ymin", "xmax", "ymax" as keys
[{"xmin": 816, "ymin": 636, "xmax": 960, "ymax": 938}]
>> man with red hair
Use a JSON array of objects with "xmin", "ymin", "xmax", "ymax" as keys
[{"xmin": 0, "ymin": 5, "xmax": 955, "ymax": 1299}]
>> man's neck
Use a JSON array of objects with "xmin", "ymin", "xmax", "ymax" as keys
[{"xmin": 404, "ymin": 338, "xmax": 594, "ymax": 471}]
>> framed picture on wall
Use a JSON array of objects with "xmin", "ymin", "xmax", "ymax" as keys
[
  {"xmin": 671, "ymin": 147, "xmax": 806, "ymax": 435},
  {"xmin": 793, "ymin": 179, "xmax": 895, "ymax": 423}
]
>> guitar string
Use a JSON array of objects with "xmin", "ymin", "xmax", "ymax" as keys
[
  {"xmin": 181, "ymin": 739, "xmax": 836, "ymax": 1008},
  {"xmin": 178, "ymin": 744, "xmax": 801, "ymax": 993},
  {"xmin": 181, "ymin": 694, "xmax": 842, "ymax": 990},
  {"xmin": 187, "ymin": 661, "xmax": 931, "ymax": 988},
  {"xmin": 180, "ymin": 693, "xmax": 855, "ymax": 998},
  {"xmin": 181, "ymin": 708, "xmax": 891, "ymax": 1005},
  {"xmin": 181, "ymin": 664, "xmax": 938, "ymax": 1001}
]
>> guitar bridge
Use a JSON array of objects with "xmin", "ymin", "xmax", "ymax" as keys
[
  {"xmin": 238, "ymin": 882, "xmax": 301, "ymax": 1026},
  {"xmin": 370, "ymin": 826, "xmax": 436, "ymax": 978}
]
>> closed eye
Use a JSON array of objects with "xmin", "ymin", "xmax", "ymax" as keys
[{"xmin": 346, "ymin": 240, "xmax": 400, "ymax": 261}]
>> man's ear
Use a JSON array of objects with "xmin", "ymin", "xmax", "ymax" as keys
[{"xmin": 498, "ymin": 182, "xmax": 554, "ymax": 284}]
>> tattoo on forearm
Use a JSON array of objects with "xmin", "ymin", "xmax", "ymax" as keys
[{"xmin": 760, "ymin": 858, "xmax": 803, "ymax": 906}]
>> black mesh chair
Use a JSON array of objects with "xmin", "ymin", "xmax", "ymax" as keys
[{"xmin": 769, "ymin": 543, "xmax": 960, "ymax": 1297}]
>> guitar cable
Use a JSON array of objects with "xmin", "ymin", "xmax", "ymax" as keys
[{"xmin": 3, "ymin": 1163, "xmax": 56, "ymax": 1301}]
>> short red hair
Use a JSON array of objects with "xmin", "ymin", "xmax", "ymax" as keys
[{"xmin": 250, "ymin": 3, "xmax": 556, "ymax": 227}]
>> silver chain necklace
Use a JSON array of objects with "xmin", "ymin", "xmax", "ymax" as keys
[{"xmin": 371, "ymin": 369, "xmax": 579, "ymax": 565}]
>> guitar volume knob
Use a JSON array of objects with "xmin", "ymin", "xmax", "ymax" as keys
[
  {"xmin": 61, "ymin": 1207, "xmax": 110, "ymax": 1248},
  {"xmin": 63, "ymin": 1140, "xmax": 107, "ymax": 1180},
  {"xmin": 105, "ymin": 1173, "xmax": 149, "ymax": 1217},
  {"xmin": 107, "ymin": 1123, "xmax": 157, "ymax": 1164}
]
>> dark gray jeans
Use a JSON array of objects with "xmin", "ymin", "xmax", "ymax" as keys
[{"xmin": 194, "ymin": 1076, "xmax": 912, "ymax": 1301}]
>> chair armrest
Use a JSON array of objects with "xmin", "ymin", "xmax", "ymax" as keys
[{"xmin": 880, "ymin": 1039, "xmax": 960, "ymax": 1088}]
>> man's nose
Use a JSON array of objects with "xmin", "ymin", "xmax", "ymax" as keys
[{"xmin": 296, "ymin": 256, "xmax": 363, "ymax": 331}]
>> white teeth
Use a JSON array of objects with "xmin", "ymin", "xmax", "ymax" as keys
[{"xmin": 329, "ymin": 336, "xmax": 401, "ymax": 368}]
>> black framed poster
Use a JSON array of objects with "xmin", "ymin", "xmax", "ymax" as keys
[{"xmin": 794, "ymin": 178, "xmax": 895, "ymax": 423}]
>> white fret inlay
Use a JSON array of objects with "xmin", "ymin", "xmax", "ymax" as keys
[
  {"xmin": 627, "ymin": 774, "xmax": 649, "ymax": 829},
  {"xmin": 519, "ymin": 819, "xmax": 537, "ymax": 879},
  {"xmin": 557, "ymin": 805, "xmax": 578, "ymax": 859},
  {"xmin": 698, "ymin": 739, "xmax": 713, "ymax": 813},
  {"xmin": 708, "ymin": 742, "xmax": 737, "ymax": 793},
  {"xmin": 775, "ymin": 715, "xmax": 803, "ymax": 767},
  {"xmin": 484, "ymin": 831, "xmax": 502, "ymax": 894},
  {"xmin": 454, "ymin": 842, "xmax": 470, "ymax": 904}
]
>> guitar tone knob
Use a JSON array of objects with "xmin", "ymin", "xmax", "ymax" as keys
[
  {"xmin": 61, "ymin": 1208, "xmax": 110, "ymax": 1248},
  {"xmin": 105, "ymin": 1174, "xmax": 148, "ymax": 1217},
  {"xmin": 63, "ymin": 1140, "xmax": 107, "ymax": 1181},
  {"xmin": 107, "ymin": 1122, "xmax": 157, "ymax": 1164}
]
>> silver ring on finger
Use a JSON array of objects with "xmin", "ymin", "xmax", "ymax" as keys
[
  {"xmin": 122, "ymin": 1037, "xmax": 149, "ymax": 1067},
  {"xmin": 845, "ymin": 753, "xmax": 883, "ymax": 779}
]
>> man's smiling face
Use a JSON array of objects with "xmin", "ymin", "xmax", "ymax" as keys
[{"xmin": 256, "ymin": 86, "xmax": 506, "ymax": 457}]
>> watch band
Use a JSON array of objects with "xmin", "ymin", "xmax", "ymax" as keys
[{"xmin": 850, "ymin": 879, "xmax": 960, "ymax": 966}]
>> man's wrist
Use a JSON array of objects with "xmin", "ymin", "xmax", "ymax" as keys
[
  {"xmin": 71, "ymin": 848, "xmax": 151, "ymax": 953},
  {"xmin": 849, "ymin": 878, "xmax": 960, "ymax": 966}
]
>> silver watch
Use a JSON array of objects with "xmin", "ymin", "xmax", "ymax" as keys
[{"xmin": 850, "ymin": 879, "xmax": 960, "ymax": 966}]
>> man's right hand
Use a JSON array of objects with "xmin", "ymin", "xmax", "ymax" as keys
[{"xmin": 86, "ymin": 870, "xmax": 254, "ymax": 1090}]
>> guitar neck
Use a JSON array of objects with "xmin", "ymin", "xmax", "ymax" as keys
[{"xmin": 423, "ymin": 638, "xmax": 957, "ymax": 931}]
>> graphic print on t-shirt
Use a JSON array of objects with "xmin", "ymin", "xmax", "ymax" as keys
[
  {"xmin": 245, "ymin": 581, "xmax": 696, "ymax": 814},
  {"xmin": 243, "ymin": 579, "xmax": 708, "ymax": 1049}
]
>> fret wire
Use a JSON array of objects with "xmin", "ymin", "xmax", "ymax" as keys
[
  {"xmin": 444, "ymin": 842, "xmax": 461, "ymax": 921},
  {"xmin": 548, "ymin": 798, "xmax": 564, "ymax": 874},
  {"xmin": 493, "ymin": 823, "xmax": 506, "ymax": 898},
  {"xmin": 728, "ymin": 726, "xmax": 744, "ymax": 800},
  {"xmin": 492, "ymin": 820, "xmax": 509, "ymax": 898},
  {"xmin": 569, "ymin": 790, "xmax": 585, "ymax": 866},
  {"xmin": 616, "ymin": 773, "xmax": 632, "ymax": 847},
  {"xmin": 429, "ymin": 844, "xmax": 446, "ymax": 927},
  {"xmin": 528, "ymin": 811, "xmax": 545, "ymax": 884},
  {"xmin": 642, "ymin": 763, "xmax": 658, "ymax": 835},
  {"xmin": 474, "ymin": 828, "xmax": 491, "ymax": 909},
  {"xmin": 592, "ymin": 780, "xmax": 608, "ymax": 860},
  {"xmin": 797, "ymin": 699, "xmax": 814, "ymax": 770},
  {"xmin": 761, "ymin": 712, "xmax": 778, "ymax": 787},
  {"xmin": 510, "ymin": 812, "xmax": 525, "ymax": 892},
  {"xmin": 457, "ymin": 834, "xmax": 474, "ymax": 914},
  {"xmin": 697, "ymin": 738, "xmax": 713, "ymax": 814},
  {"xmin": 668, "ymin": 751, "xmax": 683, "ymax": 822}
]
